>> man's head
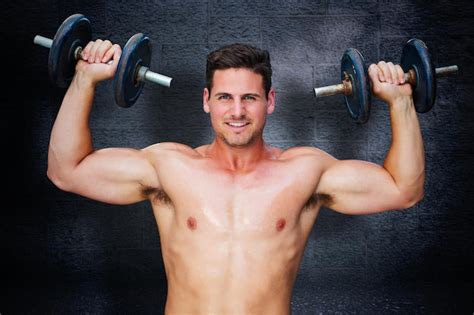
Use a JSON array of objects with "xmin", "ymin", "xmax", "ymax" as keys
[{"xmin": 203, "ymin": 43, "xmax": 275, "ymax": 147}]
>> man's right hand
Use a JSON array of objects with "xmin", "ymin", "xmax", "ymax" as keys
[{"xmin": 76, "ymin": 39, "xmax": 122, "ymax": 85}]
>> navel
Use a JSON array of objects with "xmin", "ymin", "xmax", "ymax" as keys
[
  {"xmin": 187, "ymin": 216, "xmax": 197, "ymax": 230},
  {"xmin": 276, "ymin": 218, "xmax": 286, "ymax": 232}
]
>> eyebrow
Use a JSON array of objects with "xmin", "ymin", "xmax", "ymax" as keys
[{"xmin": 214, "ymin": 92, "xmax": 262, "ymax": 99}]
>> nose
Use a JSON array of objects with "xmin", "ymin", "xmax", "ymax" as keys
[{"xmin": 230, "ymin": 99, "xmax": 245, "ymax": 118}]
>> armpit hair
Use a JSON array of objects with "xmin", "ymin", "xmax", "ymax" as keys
[
  {"xmin": 303, "ymin": 193, "xmax": 333, "ymax": 210},
  {"xmin": 141, "ymin": 186, "xmax": 172, "ymax": 205}
]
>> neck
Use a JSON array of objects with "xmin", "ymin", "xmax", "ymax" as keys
[{"xmin": 206, "ymin": 136, "xmax": 272, "ymax": 172}]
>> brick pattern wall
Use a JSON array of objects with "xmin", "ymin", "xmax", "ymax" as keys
[{"xmin": 2, "ymin": 0, "xmax": 474, "ymax": 313}]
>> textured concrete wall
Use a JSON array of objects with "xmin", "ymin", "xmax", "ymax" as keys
[{"xmin": 2, "ymin": 0, "xmax": 474, "ymax": 313}]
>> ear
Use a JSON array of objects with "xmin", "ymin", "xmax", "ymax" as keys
[
  {"xmin": 266, "ymin": 88, "xmax": 276, "ymax": 115},
  {"xmin": 203, "ymin": 88, "xmax": 210, "ymax": 113}
]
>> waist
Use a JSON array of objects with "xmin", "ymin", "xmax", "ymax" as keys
[{"xmin": 164, "ymin": 285, "xmax": 292, "ymax": 315}]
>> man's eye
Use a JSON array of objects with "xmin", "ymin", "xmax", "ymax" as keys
[
  {"xmin": 244, "ymin": 95, "xmax": 256, "ymax": 101},
  {"xmin": 218, "ymin": 95, "xmax": 231, "ymax": 100}
]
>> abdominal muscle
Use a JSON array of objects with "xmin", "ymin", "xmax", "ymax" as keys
[
  {"xmin": 148, "ymin": 147, "xmax": 323, "ymax": 314},
  {"xmin": 154, "ymin": 205, "xmax": 313, "ymax": 315}
]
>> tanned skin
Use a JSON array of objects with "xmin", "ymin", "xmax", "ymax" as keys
[{"xmin": 47, "ymin": 40, "xmax": 424, "ymax": 314}]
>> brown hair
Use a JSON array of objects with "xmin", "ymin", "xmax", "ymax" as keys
[{"xmin": 206, "ymin": 43, "xmax": 272, "ymax": 97}]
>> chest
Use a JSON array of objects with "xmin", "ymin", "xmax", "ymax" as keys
[{"xmin": 154, "ymin": 158, "xmax": 321, "ymax": 235}]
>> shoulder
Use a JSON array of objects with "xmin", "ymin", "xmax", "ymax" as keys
[
  {"xmin": 273, "ymin": 146, "xmax": 340, "ymax": 182},
  {"xmin": 279, "ymin": 146, "xmax": 337, "ymax": 164},
  {"xmin": 142, "ymin": 142, "xmax": 201, "ymax": 159}
]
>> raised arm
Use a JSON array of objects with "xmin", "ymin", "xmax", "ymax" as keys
[
  {"xmin": 47, "ymin": 40, "xmax": 159, "ymax": 204},
  {"xmin": 317, "ymin": 61, "xmax": 425, "ymax": 214}
]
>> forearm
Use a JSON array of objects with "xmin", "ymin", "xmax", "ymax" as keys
[
  {"xmin": 48, "ymin": 72, "xmax": 96, "ymax": 178},
  {"xmin": 383, "ymin": 96, "xmax": 425, "ymax": 201}
]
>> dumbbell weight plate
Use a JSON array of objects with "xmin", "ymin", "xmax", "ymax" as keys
[
  {"xmin": 341, "ymin": 48, "xmax": 371, "ymax": 123},
  {"xmin": 114, "ymin": 33, "xmax": 151, "ymax": 108},
  {"xmin": 49, "ymin": 14, "xmax": 91, "ymax": 87},
  {"xmin": 400, "ymin": 38, "xmax": 436, "ymax": 113}
]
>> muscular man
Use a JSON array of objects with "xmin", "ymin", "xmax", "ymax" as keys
[{"xmin": 47, "ymin": 40, "xmax": 424, "ymax": 314}]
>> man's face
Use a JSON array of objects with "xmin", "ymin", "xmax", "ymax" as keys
[{"xmin": 203, "ymin": 68, "xmax": 275, "ymax": 147}]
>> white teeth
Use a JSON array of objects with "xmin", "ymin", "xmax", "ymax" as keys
[{"xmin": 227, "ymin": 122, "xmax": 248, "ymax": 127}]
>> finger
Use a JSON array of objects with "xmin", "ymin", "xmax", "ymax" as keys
[
  {"xmin": 368, "ymin": 63, "xmax": 382, "ymax": 93},
  {"xmin": 81, "ymin": 41, "xmax": 94, "ymax": 60},
  {"xmin": 88, "ymin": 39, "xmax": 103, "ymax": 63},
  {"xmin": 386, "ymin": 62, "xmax": 398, "ymax": 84},
  {"xmin": 102, "ymin": 48, "xmax": 115, "ymax": 63},
  {"xmin": 377, "ymin": 61, "xmax": 387, "ymax": 82},
  {"xmin": 107, "ymin": 44, "xmax": 122, "ymax": 76},
  {"xmin": 368, "ymin": 63, "xmax": 379, "ymax": 81},
  {"xmin": 102, "ymin": 42, "xmax": 118, "ymax": 63},
  {"xmin": 396, "ymin": 64, "xmax": 405, "ymax": 84},
  {"xmin": 378, "ymin": 61, "xmax": 392, "ymax": 83},
  {"xmin": 96, "ymin": 40, "xmax": 113, "ymax": 63}
]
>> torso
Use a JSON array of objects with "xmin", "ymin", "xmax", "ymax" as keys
[{"xmin": 147, "ymin": 143, "xmax": 329, "ymax": 314}]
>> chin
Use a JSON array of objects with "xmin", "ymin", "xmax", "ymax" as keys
[{"xmin": 222, "ymin": 133, "xmax": 258, "ymax": 147}]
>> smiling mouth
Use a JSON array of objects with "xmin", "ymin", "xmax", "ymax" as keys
[{"xmin": 225, "ymin": 122, "xmax": 250, "ymax": 128}]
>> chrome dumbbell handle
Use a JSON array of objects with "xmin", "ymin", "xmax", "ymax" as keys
[
  {"xmin": 434, "ymin": 65, "xmax": 459, "ymax": 77},
  {"xmin": 137, "ymin": 66, "xmax": 172, "ymax": 87},
  {"xmin": 314, "ymin": 74, "xmax": 352, "ymax": 98},
  {"xmin": 33, "ymin": 35, "xmax": 53, "ymax": 48}
]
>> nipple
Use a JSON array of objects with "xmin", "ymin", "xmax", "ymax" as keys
[
  {"xmin": 276, "ymin": 218, "xmax": 286, "ymax": 232},
  {"xmin": 187, "ymin": 216, "xmax": 197, "ymax": 230}
]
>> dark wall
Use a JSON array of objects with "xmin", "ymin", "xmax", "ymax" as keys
[{"xmin": 2, "ymin": 0, "xmax": 474, "ymax": 313}]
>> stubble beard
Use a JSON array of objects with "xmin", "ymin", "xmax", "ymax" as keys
[
  {"xmin": 218, "ymin": 123, "xmax": 264, "ymax": 148},
  {"xmin": 221, "ymin": 130, "xmax": 258, "ymax": 147}
]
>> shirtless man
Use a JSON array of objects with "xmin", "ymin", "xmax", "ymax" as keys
[{"xmin": 47, "ymin": 40, "xmax": 425, "ymax": 314}]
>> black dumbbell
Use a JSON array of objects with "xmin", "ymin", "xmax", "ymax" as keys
[
  {"xmin": 314, "ymin": 38, "xmax": 459, "ymax": 123},
  {"xmin": 34, "ymin": 13, "xmax": 172, "ymax": 108}
]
